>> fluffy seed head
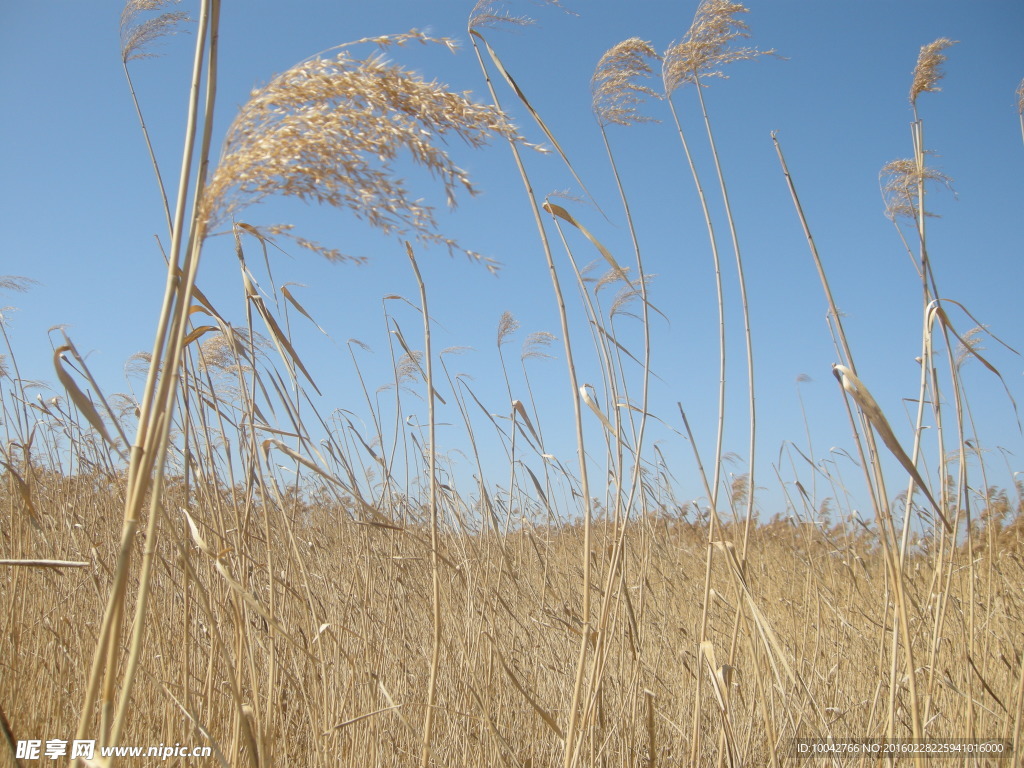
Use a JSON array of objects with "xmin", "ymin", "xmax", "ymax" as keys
[
  {"xmin": 663, "ymin": 0, "xmax": 770, "ymax": 94},
  {"xmin": 497, "ymin": 311, "xmax": 520, "ymax": 347},
  {"xmin": 591, "ymin": 38, "xmax": 661, "ymax": 127},
  {"xmin": 120, "ymin": 0, "xmax": 190, "ymax": 62},
  {"xmin": 880, "ymin": 158, "xmax": 954, "ymax": 221},
  {"xmin": 910, "ymin": 38, "xmax": 957, "ymax": 105},
  {"xmin": 468, "ymin": 0, "xmax": 534, "ymax": 31},
  {"xmin": 955, "ymin": 326, "xmax": 987, "ymax": 369},
  {"xmin": 521, "ymin": 331, "xmax": 556, "ymax": 362},
  {"xmin": 468, "ymin": 0, "xmax": 571, "ymax": 31},
  {"xmin": 203, "ymin": 32, "xmax": 518, "ymax": 265}
]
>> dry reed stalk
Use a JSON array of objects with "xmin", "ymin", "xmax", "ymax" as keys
[
  {"xmin": 664, "ymin": 2, "xmax": 771, "ymax": 762},
  {"xmin": 774, "ymin": 111, "xmax": 939, "ymax": 761},
  {"xmin": 662, "ymin": 0, "xmax": 772, "ymax": 511},
  {"xmin": 75, "ymin": 3, "xmax": 222, "ymax": 760},
  {"xmin": 662, "ymin": 90, "xmax": 726, "ymax": 506},
  {"xmin": 689, "ymin": 41, "xmax": 758, "ymax": 567},
  {"xmin": 561, "ymin": 38, "xmax": 663, "ymax": 763},
  {"xmin": 120, "ymin": 0, "xmax": 191, "ymax": 235},
  {"xmin": 406, "ymin": 246, "xmax": 442, "ymax": 768},
  {"xmin": 466, "ymin": 8, "xmax": 599, "ymax": 766},
  {"xmin": 0, "ymin": 559, "xmax": 90, "ymax": 568},
  {"xmin": 113, "ymin": 0, "xmax": 224, "ymax": 750},
  {"xmin": 906, "ymin": 41, "xmax": 993, "ymax": 755},
  {"xmin": 590, "ymin": 38, "xmax": 657, "ymax": 515}
]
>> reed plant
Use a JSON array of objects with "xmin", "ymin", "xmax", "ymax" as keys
[{"xmin": 1, "ymin": 2, "xmax": 1021, "ymax": 768}]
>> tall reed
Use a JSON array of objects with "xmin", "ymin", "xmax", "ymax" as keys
[{"xmin": 0, "ymin": 5, "xmax": 1020, "ymax": 768}]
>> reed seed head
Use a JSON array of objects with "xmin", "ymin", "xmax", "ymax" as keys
[
  {"xmin": 1017, "ymin": 78, "xmax": 1024, "ymax": 115},
  {"xmin": 0, "ymin": 276, "xmax": 39, "ymax": 294},
  {"xmin": 197, "ymin": 327, "xmax": 266, "ymax": 376},
  {"xmin": 203, "ymin": 32, "xmax": 518, "ymax": 265},
  {"xmin": 497, "ymin": 311, "xmax": 520, "ymax": 347},
  {"xmin": 591, "ymin": 38, "xmax": 661, "ymax": 127},
  {"xmin": 120, "ymin": 0, "xmax": 190, "ymax": 63},
  {"xmin": 468, "ymin": 0, "xmax": 535, "ymax": 31},
  {"xmin": 880, "ymin": 158, "xmax": 954, "ymax": 221},
  {"xmin": 521, "ymin": 331, "xmax": 556, "ymax": 362},
  {"xmin": 663, "ymin": 0, "xmax": 769, "ymax": 94},
  {"xmin": 910, "ymin": 38, "xmax": 957, "ymax": 105},
  {"xmin": 468, "ymin": 0, "xmax": 572, "ymax": 31},
  {"xmin": 955, "ymin": 326, "xmax": 987, "ymax": 369},
  {"xmin": 596, "ymin": 266, "xmax": 631, "ymax": 294}
]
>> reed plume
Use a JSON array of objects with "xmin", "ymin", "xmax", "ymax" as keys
[
  {"xmin": 204, "ymin": 32, "xmax": 518, "ymax": 265},
  {"xmin": 880, "ymin": 158, "xmax": 954, "ymax": 222},
  {"xmin": 120, "ymin": 0, "xmax": 190, "ymax": 62},
  {"xmin": 591, "ymin": 38, "xmax": 660, "ymax": 127},
  {"xmin": 468, "ymin": 0, "xmax": 571, "ymax": 31},
  {"xmin": 468, "ymin": 0, "xmax": 535, "ymax": 30},
  {"xmin": 663, "ymin": 0, "xmax": 769, "ymax": 94},
  {"xmin": 909, "ymin": 38, "xmax": 957, "ymax": 106},
  {"xmin": 662, "ymin": 5, "xmax": 773, "ymax": 765}
]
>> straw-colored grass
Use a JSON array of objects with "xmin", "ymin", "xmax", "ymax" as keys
[
  {"xmin": 3, "ymin": 489, "xmax": 1023, "ymax": 765},
  {"xmin": 1, "ymin": 2, "xmax": 1021, "ymax": 768}
]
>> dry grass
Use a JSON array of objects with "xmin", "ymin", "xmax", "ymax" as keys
[
  {"xmin": 1, "ymin": 3, "xmax": 1022, "ymax": 768},
  {"xmin": 3, "ymin": 482, "xmax": 1023, "ymax": 765}
]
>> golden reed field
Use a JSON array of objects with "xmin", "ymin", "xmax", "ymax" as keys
[{"xmin": 2, "ymin": 1, "xmax": 1023, "ymax": 766}]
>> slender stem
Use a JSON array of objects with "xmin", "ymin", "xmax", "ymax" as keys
[
  {"xmin": 774, "ymin": 131, "xmax": 925, "ymax": 758},
  {"xmin": 597, "ymin": 123, "xmax": 651, "ymax": 529},
  {"xmin": 122, "ymin": 61, "xmax": 174, "ymax": 237},
  {"xmin": 666, "ymin": 95, "xmax": 727, "ymax": 513},
  {"xmin": 109, "ymin": 4, "xmax": 222, "ymax": 756},
  {"xmin": 408, "ymin": 247, "xmax": 440, "ymax": 768},
  {"xmin": 693, "ymin": 84, "xmax": 757, "ymax": 565},
  {"xmin": 468, "ymin": 30, "xmax": 595, "ymax": 768},
  {"xmin": 75, "ymin": 0, "xmax": 220, "ymax": 755},
  {"xmin": 665, "ymin": 90, "xmax": 726, "ymax": 768}
]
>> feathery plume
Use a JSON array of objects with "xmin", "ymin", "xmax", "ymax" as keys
[
  {"xmin": 521, "ymin": 331, "xmax": 556, "ymax": 362},
  {"xmin": 468, "ymin": 0, "xmax": 572, "ymax": 31},
  {"xmin": 0, "ymin": 276, "xmax": 39, "ymax": 294},
  {"xmin": 880, "ymin": 158, "xmax": 954, "ymax": 221},
  {"xmin": 203, "ymin": 33, "xmax": 518, "ymax": 265},
  {"xmin": 497, "ymin": 311, "xmax": 520, "ymax": 347},
  {"xmin": 120, "ymin": 0, "xmax": 190, "ymax": 62},
  {"xmin": 955, "ymin": 326, "xmax": 987, "ymax": 369},
  {"xmin": 663, "ymin": 0, "xmax": 770, "ymax": 94},
  {"xmin": 468, "ymin": 0, "xmax": 535, "ymax": 31},
  {"xmin": 591, "ymin": 38, "xmax": 661, "ymax": 127},
  {"xmin": 910, "ymin": 38, "xmax": 957, "ymax": 105},
  {"xmin": 595, "ymin": 266, "xmax": 631, "ymax": 293}
]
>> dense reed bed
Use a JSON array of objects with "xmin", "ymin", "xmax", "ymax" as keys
[
  {"xmin": 4, "ymin": 478, "xmax": 1023, "ymax": 766},
  {"xmin": 2, "ymin": 1, "xmax": 1022, "ymax": 766}
]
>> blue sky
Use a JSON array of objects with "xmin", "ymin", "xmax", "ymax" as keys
[{"xmin": 1, "ymin": 1, "xmax": 1022, "ymax": 524}]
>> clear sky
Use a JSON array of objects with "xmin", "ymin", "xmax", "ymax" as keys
[{"xmin": 1, "ymin": 1, "xmax": 1022, "ymax": 525}]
